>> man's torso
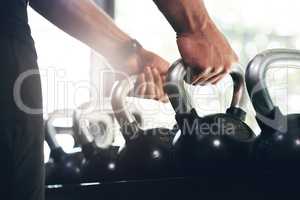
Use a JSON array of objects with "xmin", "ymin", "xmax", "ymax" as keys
[{"xmin": 0, "ymin": 0, "xmax": 32, "ymax": 41}]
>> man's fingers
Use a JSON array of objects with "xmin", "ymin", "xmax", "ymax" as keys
[
  {"xmin": 193, "ymin": 66, "xmax": 224, "ymax": 85},
  {"xmin": 145, "ymin": 67, "xmax": 156, "ymax": 99},
  {"xmin": 152, "ymin": 68, "xmax": 164, "ymax": 100},
  {"xmin": 135, "ymin": 73, "xmax": 146, "ymax": 97},
  {"xmin": 205, "ymin": 73, "xmax": 224, "ymax": 85},
  {"xmin": 191, "ymin": 67, "xmax": 212, "ymax": 84},
  {"xmin": 211, "ymin": 71, "xmax": 228, "ymax": 85},
  {"xmin": 133, "ymin": 68, "xmax": 168, "ymax": 102},
  {"xmin": 214, "ymin": 66, "xmax": 230, "ymax": 84},
  {"xmin": 159, "ymin": 94, "xmax": 169, "ymax": 103}
]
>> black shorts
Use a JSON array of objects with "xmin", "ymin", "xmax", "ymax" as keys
[{"xmin": 0, "ymin": 33, "xmax": 44, "ymax": 200}]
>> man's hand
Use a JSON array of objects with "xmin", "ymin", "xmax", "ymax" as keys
[
  {"xmin": 154, "ymin": 0, "xmax": 238, "ymax": 85},
  {"xmin": 177, "ymin": 24, "xmax": 238, "ymax": 85},
  {"xmin": 130, "ymin": 49, "xmax": 169, "ymax": 102}
]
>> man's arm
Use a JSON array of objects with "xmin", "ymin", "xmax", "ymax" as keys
[
  {"xmin": 30, "ymin": 0, "xmax": 138, "ymax": 74},
  {"xmin": 153, "ymin": 0, "xmax": 210, "ymax": 35},
  {"xmin": 29, "ymin": 0, "xmax": 169, "ymax": 101},
  {"xmin": 153, "ymin": 0, "xmax": 238, "ymax": 84}
]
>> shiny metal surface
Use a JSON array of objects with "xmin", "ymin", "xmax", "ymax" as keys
[
  {"xmin": 45, "ymin": 119, "xmax": 60, "ymax": 150},
  {"xmin": 111, "ymin": 76, "xmax": 138, "ymax": 128},
  {"xmin": 45, "ymin": 110, "xmax": 75, "ymax": 149},
  {"xmin": 77, "ymin": 119, "xmax": 95, "ymax": 145},
  {"xmin": 73, "ymin": 107, "xmax": 94, "ymax": 145},
  {"xmin": 164, "ymin": 60, "xmax": 192, "ymax": 114},
  {"xmin": 246, "ymin": 49, "xmax": 300, "ymax": 116},
  {"xmin": 164, "ymin": 59, "xmax": 247, "ymax": 114},
  {"xmin": 76, "ymin": 110, "xmax": 114, "ymax": 147},
  {"xmin": 73, "ymin": 101, "xmax": 118, "ymax": 148},
  {"xmin": 45, "ymin": 110, "xmax": 73, "ymax": 150}
]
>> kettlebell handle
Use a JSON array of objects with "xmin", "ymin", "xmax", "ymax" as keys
[
  {"xmin": 164, "ymin": 59, "xmax": 247, "ymax": 114},
  {"xmin": 74, "ymin": 105, "xmax": 113, "ymax": 147},
  {"xmin": 45, "ymin": 110, "xmax": 73, "ymax": 150},
  {"xmin": 111, "ymin": 76, "xmax": 140, "ymax": 134},
  {"xmin": 246, "ymin": 49, "xmax": 300, "ymax": 116}
]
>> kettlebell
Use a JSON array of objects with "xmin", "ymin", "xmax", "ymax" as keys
[
  {"xmin": 246, "ymin": 49, "xmax": 300, "ymax": 178},
  {"xmin": 164, "ymin": 60, "xmax": 255, "ymax": 177},
  {"xmin": 73, "ymin": 102, "xmax": 117, "ymax": 148},
  {"xmin": 111, "ymin": 77, "xmax": 177, "ymax": 180},
  {"xmin": 45, "ymin": 111, "xmax": 86, "ymax": 184},
  {"xmin": 73, "ymin": 109, "xmax": 119, "ymax": 182}
]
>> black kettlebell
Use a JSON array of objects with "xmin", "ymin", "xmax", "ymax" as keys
[
  {"xmin": 246, "ymin": 49, "xmax": 300, "ymax": 178},
  {"xmin": 164, "ymin": 60, "xmax": 255, "ymax": 177},
  {"xmin": 111, "ymin": 77, "xmax": 177, "ymax": 180},
  {"xmin": 45, "ymin": 111, "xmax": 86, "ymax": 184},
  {"xmin": 73, "ymin": 109, "xmax": 119, "ymax": 182}
]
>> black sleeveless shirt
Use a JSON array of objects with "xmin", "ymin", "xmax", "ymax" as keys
[{"xmin": 0, "ymin": 0, "xmax": 33, "ymax": 42}]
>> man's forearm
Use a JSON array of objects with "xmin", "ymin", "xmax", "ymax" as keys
[
  {"xmin": 153, "ymin": 0, "xmax": 211, "ymax": 35},
  {"xmin": 30, "ymin": 0, "xmax": 137, "ymax": 73}
]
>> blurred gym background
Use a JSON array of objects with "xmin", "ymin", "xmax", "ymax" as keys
[{"xmin": 28, "ymin": 0, "xmax": 300, "ymax": 159}]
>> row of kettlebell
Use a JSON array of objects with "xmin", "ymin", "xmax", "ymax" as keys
[{"xmin": 45, "ymin": 49, "xmax": 300, "ymax": 185}]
